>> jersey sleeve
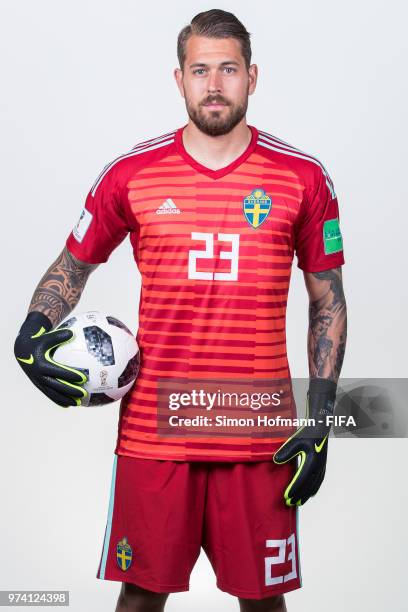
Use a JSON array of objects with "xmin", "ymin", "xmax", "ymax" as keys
[
  {"xmin": 66, "ymin": 163, "xmax": 132, "ymax": 264},
  {"xmin": 294, "ymin": 164, "xmax": 345, "ymax": 272}
]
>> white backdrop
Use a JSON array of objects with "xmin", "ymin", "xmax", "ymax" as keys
[{"xmin": 1, "ymin": 1, "xmax": 407, "ymax": 610}]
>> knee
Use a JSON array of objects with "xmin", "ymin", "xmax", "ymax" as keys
[{"xmin": 116, "ymin": 582, "xmax": 169, "ymax": 612}]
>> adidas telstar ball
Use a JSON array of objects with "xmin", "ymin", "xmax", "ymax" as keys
[{"xmin": 53, "ymin": 311, "xmax": 139, "ymax": 406}]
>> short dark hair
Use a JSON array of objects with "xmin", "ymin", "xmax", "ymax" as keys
[{"xmin": 177, "ymin": 9, "xmax": 252, "ymax": 70}]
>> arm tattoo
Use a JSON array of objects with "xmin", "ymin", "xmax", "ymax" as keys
[
  {"xmin": 308, "ymin": 267, "xmax": 347, "ymax": 382},
  {"xmin": 28, "ymin": 247, "xmax": 97, "ymax": 327}
]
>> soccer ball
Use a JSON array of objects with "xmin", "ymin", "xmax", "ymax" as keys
[{"xmin": 53, "ymin": 311, "xmax": 139, "ymax": 406}]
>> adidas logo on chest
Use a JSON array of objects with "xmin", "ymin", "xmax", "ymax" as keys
[{"xmin": 156, "ymin": 199, "xmax": 181, "ymax": 214}]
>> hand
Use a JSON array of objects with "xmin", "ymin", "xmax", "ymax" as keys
[
  {"xmin": 14, "ymin": 311, "xmax": 88, "ymax": 407},
  {"xmin": 273, "ymin": 378, "xmax": 337, "ymax": 506}
]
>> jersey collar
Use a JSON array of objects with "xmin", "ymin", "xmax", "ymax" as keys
[{"xmin": 175, "ymin": 124, "xmax": 258, "ymax": 180}]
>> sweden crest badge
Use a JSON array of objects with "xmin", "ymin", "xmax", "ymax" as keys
[
  {"xmin": 116, "ymin": 537, "xmax": 133, "ymax": 571},
  {"xmin": 243, "ymin": 188, "xmax": 272, "ymax": 228}
]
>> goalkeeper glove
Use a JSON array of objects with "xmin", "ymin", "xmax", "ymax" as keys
[
  {"xmin": 14, "ymin": 311, "xmax": 88, "ymax": 407},
  {"xmin": 273, "ymin": 378, "xmax": 337, "ymax": 506}
]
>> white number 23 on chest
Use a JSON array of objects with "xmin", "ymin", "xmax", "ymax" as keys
[{"xmin": 188, "ymin": 232, "xmax": 240, "ymax": 281}]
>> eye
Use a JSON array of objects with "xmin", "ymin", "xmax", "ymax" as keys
[
  {"xmin": 192, "ymin": 68, "xmax": 206, "ymax": 75},
  {"xmin": 224, "ymin": 67, "xmax": 236, "ymax": 74}
]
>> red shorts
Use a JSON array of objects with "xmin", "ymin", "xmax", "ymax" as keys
[{"xmin": 97, "ymin": 454, "xmax": 302, "ymax": 600}]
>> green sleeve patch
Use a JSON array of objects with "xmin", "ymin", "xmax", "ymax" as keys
[{"xmin": 323, "ymin": 218, "xmax": 343, "ymax": 255}]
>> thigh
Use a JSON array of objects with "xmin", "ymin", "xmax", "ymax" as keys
[
  {"xmin": 97, "ymin": 454, "xmax": 207, "ymax": 593},
  {"xmin": 202, "ymin": 460, "xmax": 302, "ymax": 600},
  {"xmin": 115, "ymin": 582, "xmax": 170, "ymax": 612},
  {"xmin": 239, "ymin": 593, "xmax": 286, "ymax": 611}
]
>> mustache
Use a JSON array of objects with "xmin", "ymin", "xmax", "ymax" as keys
[{"xmin": 201, "ymin": 96, "xmax": 230, "ymax": 106}]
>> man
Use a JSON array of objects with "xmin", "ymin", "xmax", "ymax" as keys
[{"xmin": 14, "ymin": 9, "xmax": 347, "ymax": 612}]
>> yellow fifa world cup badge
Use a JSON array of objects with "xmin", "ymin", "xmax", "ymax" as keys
[
  {"xmin": 243, "ymin": 188, "xmax": 272, "ymax": 228},
  {"xmin": 116, "ymin": 537, "xmax": 133, "ymax": 571}
]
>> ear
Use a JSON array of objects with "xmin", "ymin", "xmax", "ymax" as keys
[
  {"xmin": 174, "ymin": 67, "xmax": 185, "ymax": 98},
  {"xmin": 248, "ymin": 64, "xmax": 258, "ymax": 96}
]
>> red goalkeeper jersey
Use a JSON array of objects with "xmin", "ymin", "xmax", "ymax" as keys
[{"xmin": 66, "ymin": 125, "xmax": 345, "ymax": 461}]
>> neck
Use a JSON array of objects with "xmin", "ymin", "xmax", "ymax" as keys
[{"xmin": 181, "ymin": 119, "xmax": 252, "ymax": 171}]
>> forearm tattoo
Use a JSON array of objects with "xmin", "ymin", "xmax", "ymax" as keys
[
  {"xmin": 308, "ymin": 268, "xmax": 347, "ymax": 382},
  {"xmin": 28, "ymin": 247, "xmax": 97, "ymax": 327}
]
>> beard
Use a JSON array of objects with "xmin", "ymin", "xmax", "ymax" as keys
[{"xmin": 185, "ymin": 92, "xmax": 248, "ymax": 136}]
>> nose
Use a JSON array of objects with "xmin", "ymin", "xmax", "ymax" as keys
[{"xmin": 207, "ymin": 69, "xmax": 222, "ymax": 93}]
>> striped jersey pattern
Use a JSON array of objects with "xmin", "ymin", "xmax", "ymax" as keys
[{"xmin": 66, "ymin": 124, "xmax": 345, "ymax": 461}]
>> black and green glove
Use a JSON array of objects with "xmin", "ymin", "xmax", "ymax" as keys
[
  {"xmin": 14, "ymin": 311, "xmax": 88, "ymax": 407},
  {"xmin": 273, "ymin": 378, "xmax": 337, "ymax": 506}
]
